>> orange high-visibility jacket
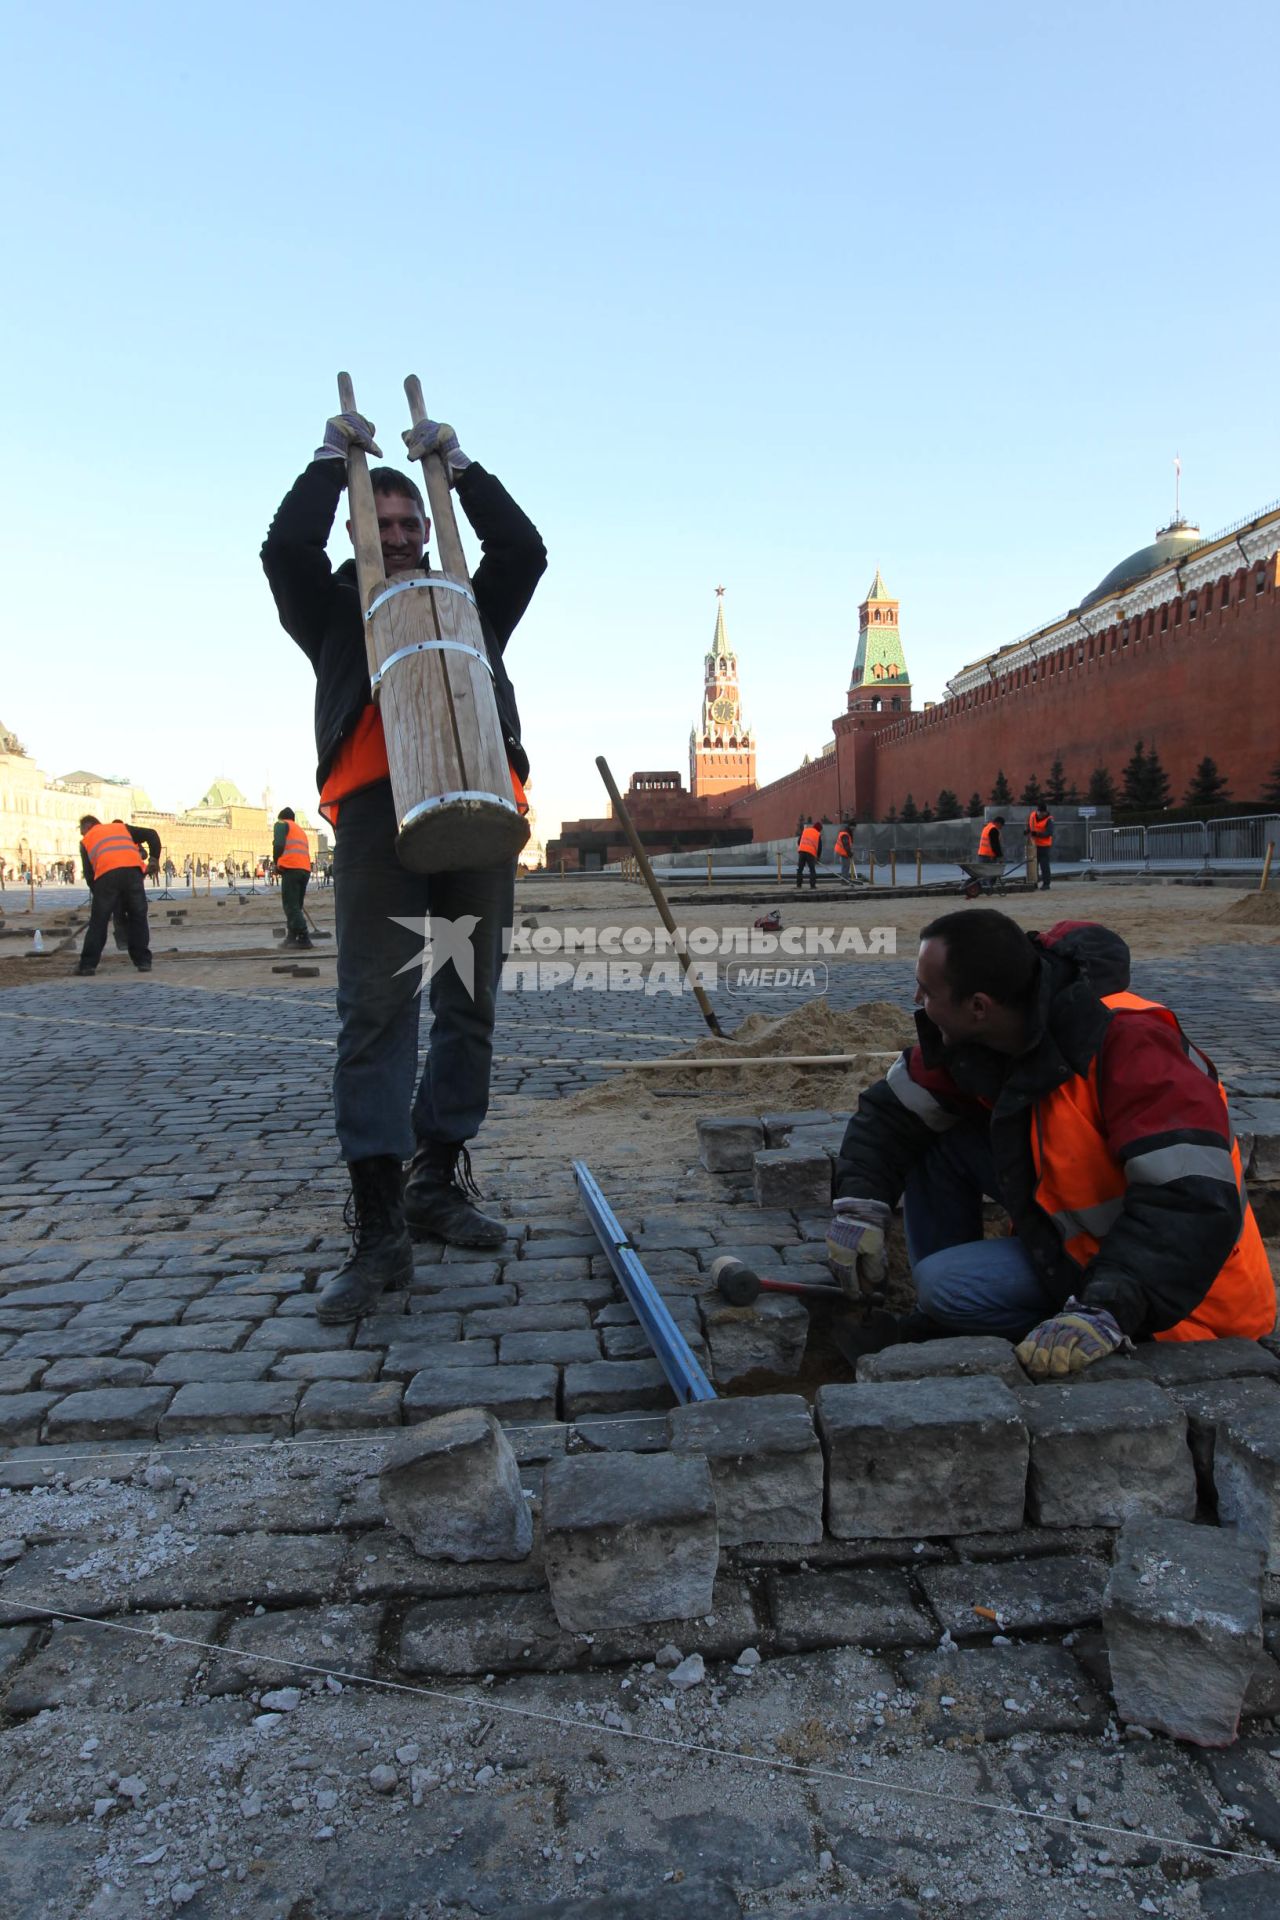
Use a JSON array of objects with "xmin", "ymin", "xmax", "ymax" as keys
[
  {"xmin": 977, "ymin": 821, "xmax": 1001, "ymax": 858},
  {"xmin": 277, "ymin": 821, "xmax": 312, "ymax": 870},
  {"xmin": 81, "ymin": 822, "xmax": 146, "ymax": 879},
  {"xmin": 1029, "ymin": 991, "xmax": 1272, "ymax": 1341},
  {"xmin": 798, "ymin": 825, "xmax": 822, "ymax": 857},
  {"xmin": 1028, "ymin": 809, "xmax": 1053, "ymax": 847},
  {"xmin": 834, "ymin": 829, "xmax": 853, "ymax": 857}
]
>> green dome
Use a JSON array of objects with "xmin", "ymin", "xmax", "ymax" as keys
[
  {"xmin": 1080, "ymin": 519, "xmax": 1204, "ymax": 611},
  {"xmin": 198, "ymin": 776, "xmax": 248, "ymax": 808}
]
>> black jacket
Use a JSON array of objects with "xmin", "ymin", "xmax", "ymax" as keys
[
  {"xmin": 261, "ymin": 459, "xmax": 546, "ymax": 790},
  {"xmin": 834, "ymin": 922, "xmax": 1249, "ymax": 1337}
]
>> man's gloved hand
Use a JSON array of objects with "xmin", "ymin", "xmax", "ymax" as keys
[
  {"xmin": 147, "ymin": 859, "xmax": 160, "ymax": 881},
  {"xmin": 1015, "ymin": 1297, "xmax": 1133, "ymax": 1378},
  {"xmin": 402, "ymin": 418, "xmax": 472, "ymax": 483},
  {"xmin": 314, "ymin": 412, "xmax": 382, "ymax": 462},
  {"xmin": 826, "ymin": 1197, "xmax": 892, "ymax": 1297}
]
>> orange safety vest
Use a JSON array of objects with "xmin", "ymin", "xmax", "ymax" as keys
[
  {"xmin": 277, "ymin": 821, "xmax": 312, "ymax": 870},
  {"xmin": 977, "ymin": 822, "xmax": 1000, "ymax": 859},
  {"xmin": 82, "ymin": 822, "xmax": 145, "ymax": 879},
  {"xmin": 835, "ymin": 829, "xmax": 853, "ymax": 857},
  {"xmin": 319, "ymin": 705, "xmax": 530, "ymax": 829},
  {"xmin": 1031, "ymin": 990, "xmax": 1274, "ymax": 1342},
  {"xmin": 799, "ymin": 825, "xmax": 821, "ymax": 857},
  {"xmin": 1028, "ymin": 810, "xmax": 1053, "ymax": 847}
]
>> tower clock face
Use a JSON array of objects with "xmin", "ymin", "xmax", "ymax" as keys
[{"xmin": 711, "ymin": 696, "xmax": 736, "ymax": 723}]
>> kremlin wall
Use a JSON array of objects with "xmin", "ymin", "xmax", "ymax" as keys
[{"xmin": 547, "ymin": 497, "xmax": 1280, "ymax": 868}]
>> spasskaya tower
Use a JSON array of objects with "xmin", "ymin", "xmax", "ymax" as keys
[{"xmin": 689, "ymin": 588, "xmax": 757, "ymax": 801}]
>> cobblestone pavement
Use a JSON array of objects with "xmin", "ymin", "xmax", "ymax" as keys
[{"xmin": 1, "ymin": 964, "xmax": 1278, "ymax": 1917}]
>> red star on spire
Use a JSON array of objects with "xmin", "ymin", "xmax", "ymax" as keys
[{"xmin": 715, "ymin": 585, "xmax": 725, "ymax": 598}]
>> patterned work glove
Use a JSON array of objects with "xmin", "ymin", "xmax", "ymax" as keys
[
  {"xmin": 314, "ymin": 412, "xmax": 382, "ymax": 462},
  {"xmin": 402, "ymin": 418, "xmax": 472, "ymax": 483},
  {"xmin": 825, "ymin": 1197, "xmax": 892, "ymax": 1296},
  {"xmin": 1015, "ymin": 1298, "xmax": 1133, "ymax": 1378}
]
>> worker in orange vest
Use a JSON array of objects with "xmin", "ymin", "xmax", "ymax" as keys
[
  {"xmin": 273, "ymin": 807, "xmax": 314, "ymax": 949},
  {"xmin": 1027, "ymin": 805, "xmax": 1054, "ymax": 890},
  {"xmin": 829, "ymin": 910, "xmax": 1274, "ymax": 1371},
  {"xmin": 75, "ymin": 816, "xmax": 152, "ymax": 976},
  {"xmin": 796, "ymin": 819, "xmax": 822, "ymax": 891},
  {"xmin": 976, "ymin": 816, "xmax": 1004, "ymax": 862},
  {"xmin": 834, "ymin": 823, "xmax": 854, "ymax": 885}
]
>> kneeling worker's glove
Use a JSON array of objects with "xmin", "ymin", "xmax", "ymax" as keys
[
  {"xmin": 826, "ymin": 1197, "xmax": 891, "ymax": 1297},
  {"xmin": 1015, "ymin": 1298, "xmax": 1133, "ymax": 1379},
  {"xmin": 402, "ymin": 418, "xmax": 472, "ymax": 483},
  {"xmin": 315, "ymin": 411, "xmax": 382, "ymax": 462}
]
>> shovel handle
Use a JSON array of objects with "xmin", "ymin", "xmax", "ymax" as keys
[{"xmin": 403, "ymin": 375, "xmax": 470, "ymax": 582}]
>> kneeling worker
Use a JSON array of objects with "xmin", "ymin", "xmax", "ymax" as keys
[
  {"xmin": 827, "ymin": 909, "xmax": 1274, "ymax": 1377},
  {"xmin": 274, "ymin": 807, "xmax": 313, "ymax": 948}
]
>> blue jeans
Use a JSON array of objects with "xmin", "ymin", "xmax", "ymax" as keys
[
  {"xmin": 903, "ymin": 1123, "xmax": 1055, "ymax": 1339},
  {"xmin": 332, "ymin": 781, "xmax": 515, "ymax": 1163}
]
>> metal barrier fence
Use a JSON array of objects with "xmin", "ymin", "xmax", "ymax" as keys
[{"xmin": 1089, "ymin": 814, "xmax": 1279, "ymax": 871}]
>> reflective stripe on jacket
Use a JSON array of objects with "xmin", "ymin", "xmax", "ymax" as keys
[
  {"xmin": 82, "ymin": 823, "xmax": 146, "ymax": 879},
  {"xmin": 1031, "ymin": 990, "xmax": 1273, "ymax": 1342},
  {"xmin": 798, "ymin": 825, "xmax": 821, "ymax": 857},
  {"xmin": 1028, "ymin": 810, "xmax": 1053, "ymax": 847},
  {"xmin": 278, "ymin": 822, "xmax": 312, "ymax": 870},
  {"xmin": 977, "ymin": 822, "xmax": 1000, "ymax": 858}
]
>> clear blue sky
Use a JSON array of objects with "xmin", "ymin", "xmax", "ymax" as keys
[{"xmin": 3, "ymin": 0, "xmax": 1277, "ymax": 842}]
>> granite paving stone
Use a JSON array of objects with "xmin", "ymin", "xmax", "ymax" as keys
[
  {"xmin": 295, "ymin": 1379, "xmax": 405, "ymax": 1428},
  {"xmin": 3, "ymin": 1608, "xmax": 221, "ymax": 1711},
  {"xmin": 383, "ymin": 1338, "xmax": 498, "ymax": 1378},
  {"xmin": 149, "ymin": 1349, "xmax": 278, "ymax": 1384},
  {"xmin": 766, "ymin": 1568, "xmax": 936, "ymax": 1652},
  {"xmin": 0, "ymin": 1357, "xmax": 49, "ymax": 1392},
  {"xmin": 42, "ymin": 1385, "xmax": 174, "ymax": 1442},
  {"xmin": 917, "ymin": 1552, "xmax": 1108, "ymax": 1637},
  {"xmin": 205, "ymin": 1601, "xmax": 383, "ymax": 1693},
  {"xmin": 403, "ymin": 1363, "xmax": 559, "ymax": 1425},
  {"xmin": 159, "ymin": 1379, "xmax": 301, "ymax": 1436},
  {"xmin": 269, "ymin": 1349, "xmax": 383, "ymax": 1382},
  {"xmin": 0, "ymin": 1393, "xmax": 61, "ymax": 1445},
  {"xmin": 121, "ymin": 1322, "xmax": 253, "ymax": 1356}
]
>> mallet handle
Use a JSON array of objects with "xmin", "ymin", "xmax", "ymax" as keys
[
  {"xmin": 337, "ymin": 372, "xmax": 387, "ymax": 638},
  {"xmin": 403, "ymin": 376, "xmax": 471, "ymax": 583}
]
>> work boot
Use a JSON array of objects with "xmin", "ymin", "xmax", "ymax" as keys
[
  {"xmin": 403, "ymin": 1139, "xmax": 507, "ymax": 1249},
  {"xmin": 315, "ymin": 1156, "xmax": 413, "ymax": 1324},
  {"xmin": 294, "ymin": 931, "xmax": 314, "ymax": 949}
]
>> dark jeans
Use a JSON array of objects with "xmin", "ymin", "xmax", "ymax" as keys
[
  {"xmin": 796, "ymin": 852, "xmax": 818, "ymax": 889},
  {"xmin": 1036, "ymin": 847, "xmax": 1052, "ymax": 889},
  {"xmin": 332, "ymin": 780, "xmax": 515, "ymax": 1163},
  {"xmin": 903, "ymin": 1122, "xmax": 1055, "ymax": 1338},
  {"xmin": 281, "ymin": 870, "xmax": 309, "ymax": 936},
  {"xmin": 82, "ymin": 869, "xmax": 150, "ymax": 970}
]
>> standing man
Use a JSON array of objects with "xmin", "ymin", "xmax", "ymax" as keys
[
  {"xmin": 111, "ymin": 822, "xmax": 161, "ymax": 950},
  {"xmin": 273, "ymin": 807, "xmax": 313, "ymax": 948},
  {"xmin": 796, "ymin": 818, "xmax": 821, "ymax": 891},
  {"xmin": 262, "ymin": 403, "xmax": 546, "ymax": 1324},
  {"xmin": 834, "ymin": 822, "xmax": 854, "ymax": 886},
  {"xmin": 1027, "ymin": 804, "xmax": 1054, "ymax": 890},
  {"xmin": 76, "ymin": 817, "xmax": 152, "ymax": 976}
]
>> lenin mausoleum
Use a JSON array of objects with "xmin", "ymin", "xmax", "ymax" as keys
[{"xmin": 547, "ymin": 495, "xmax": 1279, "ymax": 867}]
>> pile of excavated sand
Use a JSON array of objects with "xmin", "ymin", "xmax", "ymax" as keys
[
  {"xmin": 1222, "ymin": 889, "xmax": 1280, "ymax": 925},
  {"xmin": 564, "ymin": 997, "xmax": 915, "ymax": 1114}
]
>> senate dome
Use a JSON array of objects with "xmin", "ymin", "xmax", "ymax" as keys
[{"xmin": 1079, "ymin": 518, "xmax": 1206, "ymax": 612}]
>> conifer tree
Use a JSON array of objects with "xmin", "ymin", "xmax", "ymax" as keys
[
  {"xmin": 1045, "ymin": 756, "xmax": 1069, "ymax": 804},
  {"xmin": 1087, "ymin": 765, "xmax": 1116, "ymax": 807},
  {"xmin": 1120, "ymin": 741, "xmax": 1150, "ymax": 809},
  {"xmin": 1261, "ymin": 761, "xmax": 1280, "ymax": 809},
  {"xmin": 1143, "ymin": 743, "xmax": 1172, "ymax": 810},
  {"xmin": 936, "ymin": 789, "xmax": 963, "ymax": 820},
  {"xmin": 1184, "ymin": 757, "xmax": 1230, "ymax": 806},
  {"xmin": 989, "ymin": 770, "xmax": 1013, "ymax": 806},
  {"xmin": 966, "ymin": 791, "xmax": 985, "ymax": 817},
  {"xmin": 900, "ymin": 792, "xmax": 920, "ymax": 824},
  {"xmin": 1019, "ymin": 774, "xmax": 1045, "ymax": 806}
]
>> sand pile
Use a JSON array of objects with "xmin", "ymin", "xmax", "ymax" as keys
[
  {"xmin": 565, "ymin": 997, "xmax": 915, "ymax": 1114},
  {"xmin": 1222, "ymin": 889, "xmax": 1280, "ymax": 925}
]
